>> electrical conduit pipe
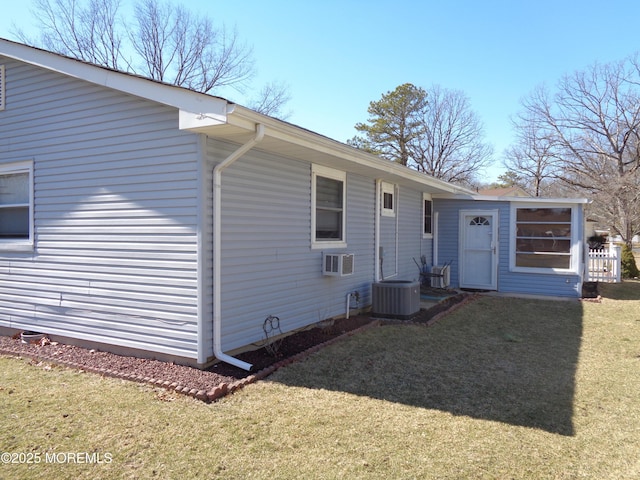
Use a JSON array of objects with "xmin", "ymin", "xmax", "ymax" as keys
[{"xmin": 213, "ymin": 123, "xmax": 265, "ymax": 371}]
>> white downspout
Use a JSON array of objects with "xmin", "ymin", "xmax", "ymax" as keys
[
  {"xmin": 374, "ymin": 179, "xmax": 381, "ymax": 282},
  {"xmin": 213, "ymin": 123, "xmax": 265, "ymax": 371}
]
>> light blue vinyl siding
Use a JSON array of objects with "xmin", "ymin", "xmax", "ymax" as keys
[
  {"xmin": 434, "ymin": 199, "xmax": 582, "ymax": 297},
  {"xmin": 0, "ymin": 58, "xmax": 202, "ymax": 358},
  {"xmin": 207, "ymin": 139, "xmax": 432, "ymax": 352},
  {"xmin": 206, "ymin": 139, "xmax": 374, "ymax": 352},
  {"xmin": 398, "ymin": 187, "xmax": 430, "ymax": 281}
]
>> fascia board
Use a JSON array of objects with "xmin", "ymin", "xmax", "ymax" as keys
[{"xmin": 434, "ymin": 193, "xmax": 591, "ymax": 204}]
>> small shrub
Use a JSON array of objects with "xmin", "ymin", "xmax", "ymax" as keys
[{"xmin": 621, "ymin": 244, "xmax": 639, "ymax": 279}]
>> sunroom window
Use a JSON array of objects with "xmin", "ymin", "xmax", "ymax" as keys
[{"xmin": 514, "ymin": 207, "xmax": 572, "ymax": 269}]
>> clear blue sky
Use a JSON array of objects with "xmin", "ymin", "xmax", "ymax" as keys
[{"xmin": 3, "ymin": 0, "xmax": 640, "ymax": 181}]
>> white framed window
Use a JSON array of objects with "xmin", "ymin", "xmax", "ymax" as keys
[
  {"xmin": 311, "ymin": 164, "xmax": 346, "ymax": 249},
  {"xmin": 0, "ymin": 65, "xmax": 5, "ymax": 111},
  {"xmin": 0, "ymin": 160, "xmax": 34, "ymax": 251},
  {"xmin": 381, "ymin": 182, "xmax": 395, "ymax": 217},
  {"xmin": 510, "ymin": 205, "xmax": 578, "ymax": 274},
  {"xmin": 423, "ymin": 193, "xmax": 433, "ymax": 238}
]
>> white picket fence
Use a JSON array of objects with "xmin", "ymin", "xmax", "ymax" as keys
[{"xmin": 587, "ymin": 245, "xmax": 621, "ymax": 283}]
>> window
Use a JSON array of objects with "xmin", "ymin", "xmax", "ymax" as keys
[
  {"xmin": 513, "ymin": 206, "xmax": 574, "ymax": 271},
  {"xmin": 470, "ymin": 216, "xmax": 490, "ymax": 226},
  {"xmin": 381, "ymin": 182, "xmax": 395, "ymax": 216},
  {"xmin": 312, "ymin": 165, "xmax": 346, "ymax": 248},
  {"xmin": 0, "ymin": 160, "xmax": 34, "ymax": 250},
  {"xmin": 423, "ymin": 194, "xmax": 433, "ymax": 237},
  {"xmin": 0, "ymin": 65, "xmax": 5, "ymax": 111}
]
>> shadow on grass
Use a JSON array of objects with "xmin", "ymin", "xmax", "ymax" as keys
[
  {"xmin": 272, "ymin": 296, "xmax": 583, "ymax": 436},
  {"xmin": 598, "ymin": 280, "xmax": 640, "ymax": 300}
]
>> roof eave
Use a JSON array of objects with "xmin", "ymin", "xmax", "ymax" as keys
[
  {"xmin": 207, "ymin": 105, "xmax": 472, "ymax": 195},
  {"xmin": 433, "ymin": 193, "xmax": 591, "ymax": 204}
]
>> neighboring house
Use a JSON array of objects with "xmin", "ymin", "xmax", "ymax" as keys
[{"xmin": 0, "ymin": 39, "xmax": 589, "ymax": 369}]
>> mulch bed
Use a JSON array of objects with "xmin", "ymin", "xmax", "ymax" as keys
[{"xmin": 0, "ymin": 293, "xmax": 472, "ymax": 403}]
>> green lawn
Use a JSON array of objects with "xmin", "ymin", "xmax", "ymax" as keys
[{"xmin": 1, "ymin": 282, "xmax": 639, "ymax": 479}]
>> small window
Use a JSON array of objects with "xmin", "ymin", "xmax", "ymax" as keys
[
  {"xmin": 423, "ymin": 194, "xmax": 433, "ymax": 237},
  {"xmin": 0, "ymin": 65, "xmax": 5, "ymax": 111},
  {"xmin": 0, "ymin": 160, "xmax": 34, "ymax": 250},
  {"xmin": 312, "ymin": 165, "xmax": 346, "ymax": 248},
  {"xmin": 470, "ymin": 216, "xmax": 490, "ymax": 226},
  {"xmin": 513, "ymin": 206, "xmax": 574, "ymax": 271},
  {"xmin": 381, "ymin": 182, "xmax": 395, "ymax": 216}
]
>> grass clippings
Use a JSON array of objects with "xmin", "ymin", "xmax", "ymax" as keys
[{"xmin": 1, "ymin": 281, "xmax": 640, "ymax": 479}]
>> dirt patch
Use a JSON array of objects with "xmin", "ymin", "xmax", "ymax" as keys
[
  {"xmin": 0, "ymin": 315, "xmax": 375, "ymax": 401},
  {"xmin": 0, "ymin": 295, "xmax": 470, "ymax": 402}
]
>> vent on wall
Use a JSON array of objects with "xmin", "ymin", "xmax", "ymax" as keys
[{"xmin": 323, "ymin": 253, "xmax": 354, "ymax": 276}]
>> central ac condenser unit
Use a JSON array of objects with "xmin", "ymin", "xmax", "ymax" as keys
[
  {"xmin": 372, "ymin": 280, "xmax": 420, "ymax": 319},
  {"xmin": 323, "ymin": 253, "xmax": 354, "ymax": 276},
  {"xmin": 430, "ymin": 265, "xmax": 451, "ymax": 288}
]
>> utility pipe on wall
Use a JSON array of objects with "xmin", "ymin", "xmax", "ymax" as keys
[
  {"xmin": 213, "ymin": 123, "xmax": 264, "ymax": 371},
  {"xmin": 345, "ymin": 292, "xmax": 351, "ymax": 319}
]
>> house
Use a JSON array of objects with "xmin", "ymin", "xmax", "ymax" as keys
[{"xmin": 0, "ymin": 39, "xmax": 588, "ymax": 370}]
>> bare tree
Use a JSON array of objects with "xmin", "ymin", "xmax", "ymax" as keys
[
  {"xmin": 515, "ymin": 56, "xmax": 640, "ymax": 244},
  {"xmin": 247, "ymin": 80, "xmax": 292, "ymax": 118},
  {"xmin": 15, "ymin": 0, "xmax": 290, "ymax": 115},
  {"xmin": 21, "ymin": 0, "xmax": 125, "ymax": 69},
  {"xmin": 130, "ymin": 0, "xmax": 253, "ymax": 93},
  {"xmin": 410, "ymin": 85, "xmax": 493, "ymax": 186},
  {"xmin": 504, "ymin": 94, "xmax": 563, "ymax": 196}
]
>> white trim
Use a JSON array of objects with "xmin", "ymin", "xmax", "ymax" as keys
[
  {"xmin": 0, "ymin": 64, "xmax": 5, "ymax": 111},
  {"xmin": 311, "ymin": 164, "xmax": 347, "ymax": 249},
  {"xmin": 433, "ymin": 211, "xmax": 439, "ymax": 265},
  {"xmin": 0, "ymin": 159, "xmax": 34, "ymax": 252},
  {"xmin": 509, "ymin": 203, "xmax": 580, "ymax": 275},
  {"xmin": 422, "ymin": 193, "xmax": 433, "ymax": 239},
  {"xmin": 381, "ymin": 181, "xmax": 396, "ymax": 217},
  {"xmin": 374, "ymin": 179, "xmax": 381, "ymax": 281},
  {"xmin": 459, "ymin": 209, "xmax": 499, "ymax": 290},
  {"xmin": 195, "ymin": 134, "xmax": 208, "ymax": 365},
  {"xmin": 434, "ymin": 192, "xmax": 590, "ymax": 204}
]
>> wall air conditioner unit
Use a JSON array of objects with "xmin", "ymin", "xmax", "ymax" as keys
[
  {"xmin": 323, "ymin": 253, "xmax": 355, "ymax": 276},
  {"xmin": 430, "ymin": 265, "xmax": 451, "ymax": 288}
]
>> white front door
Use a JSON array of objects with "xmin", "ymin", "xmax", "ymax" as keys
[{"xmin": 459, "ymin": 210, "xmax": 498, "ymax": 290}]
